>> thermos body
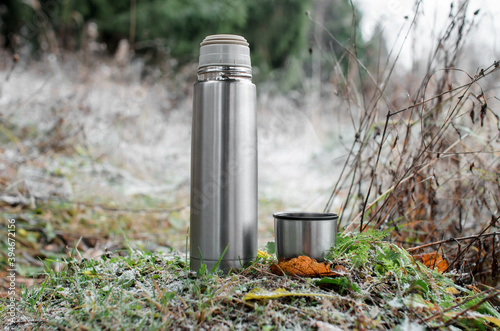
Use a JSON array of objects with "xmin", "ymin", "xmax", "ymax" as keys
[{"xmin": 190, "ymin": 35, "xmax": 257, "ymax": 272}]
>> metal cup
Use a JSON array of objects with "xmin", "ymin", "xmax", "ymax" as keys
[{"xmin": 273, "ymin": 212, "xmax": 338, "ymax": 261}]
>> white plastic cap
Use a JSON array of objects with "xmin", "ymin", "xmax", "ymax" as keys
[{"xmin": 199, "ymin": 34, "xmax": 251, "ymax": 68}]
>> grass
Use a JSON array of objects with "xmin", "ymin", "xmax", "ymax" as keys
[
  {"xmin": 0, "ymin": 199, "xmax": 186, "ymax": 279},
  {"xmin": 1, "ymin": 231, "xmax": 499, "ymax": 330}
]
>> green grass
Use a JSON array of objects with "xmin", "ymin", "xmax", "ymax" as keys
[{"xmin": 1, "ymin": 231, "xmax": 499, "ymax": 330}]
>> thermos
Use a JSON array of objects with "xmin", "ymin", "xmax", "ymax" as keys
[{"xmin": 190, "ymin": 35, "xmax": 257, "ymax": 272}]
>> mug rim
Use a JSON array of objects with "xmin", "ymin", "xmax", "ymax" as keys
[{"xmin": 273, "ymin": 212, "xmax": 339, "ymax": 221}]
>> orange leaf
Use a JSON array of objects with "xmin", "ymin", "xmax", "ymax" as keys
[
  {"xmin": 270, "ymin": 256, "xmax": 346, "ymax": 277},
  {"xmin": 412, "ymin": 252, "xmax": 449, "ymax": 273}
]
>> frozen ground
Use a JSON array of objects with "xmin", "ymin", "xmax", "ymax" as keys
[{"xmin": 0, "ymin": 56, "xmax": 355, "ymax": 249}]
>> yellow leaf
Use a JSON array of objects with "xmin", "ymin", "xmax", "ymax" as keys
[
  {"xmin": 18, "ymin": 228, "xmax": 27, "ymax": 237},
  {"xmin": 243, "ymin": 287, "xmax": 335, "ymax": 301},
  {"xmin": 444, "ymin": 312, "xmax": 500, "ymax": 328},
  {"xmin": 257, "ymin": 250, "xmax": 272, "ymax": 259},
  {"xmin": 446, "ymin": 287, "xmax": 460, "ymax": 295},
  {"xmin": 82, "ymin": 270, "xmax": 98, "ymax": 277},
  {"xmin": 481, "ymin": 315, "xmax": 500, "ymax": 328}
]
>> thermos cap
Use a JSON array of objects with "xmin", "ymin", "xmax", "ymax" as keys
[{"xmin": 199, "ymin": 34, "xmax": 251, "ymax": 69}]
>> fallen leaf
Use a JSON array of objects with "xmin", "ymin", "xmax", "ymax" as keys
[
  {"xmin": 257, "ymin": 250, "xmax": 272, "ymax": 259},
  {"xmin": 412, "ymin": 252, "xmax": 449, "ymax": 273},
  {"xmin": 465, "ymin": 284, "xmax": 481, "ymax": 293},
  {"xmin": 443, "ymin": 312, "xmax": 500, "ymax": 328},
  {"xmin": 243, "ymin": 287, "xmax": 336, "ymax": 301},
  {"xmin": 270, "ymin": 256, "xmax": 344, "ymax": 277},
  {"xmin": 446, "ymin": 286, "xmax": 460, "ymax": 295},
  {"xmin": 481, "ymin": 315, "xmax": 500, "ymax": 328}
]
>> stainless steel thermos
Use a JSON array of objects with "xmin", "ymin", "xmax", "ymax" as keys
[{"xmin": 190, "ymin": 35, "xmax": 257, "ymax": 272}]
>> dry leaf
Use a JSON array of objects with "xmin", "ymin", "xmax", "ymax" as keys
[
  {"xmin": 480, "ymin": 315, "xmax": 500, "ymax": 328},
  {"xmin": 446, "ymin": 286, "xmax": 460, "ymax": 295},
  {"xmin": 412, "ymin": 252, "xmax": 449, "ymax": 273},
  {"xmin": 257, "ymin": 250, "xmax": 272, "ymax": 259},
  {"xmin": 270, "ymin": 256, "xmax": 345, "ymax": 277},
  {"xmin": 443, "ymin": 312, "xmax": 500, "ymax": 328}
]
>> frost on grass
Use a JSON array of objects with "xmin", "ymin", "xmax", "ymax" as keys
[{"xmin": 2, "ymin": 231, "xmax": 499, "ymax": 330}]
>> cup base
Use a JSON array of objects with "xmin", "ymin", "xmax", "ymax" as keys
[{"xmin": 190, "ymin": 257, "xmax": 254, "ymax": 274}]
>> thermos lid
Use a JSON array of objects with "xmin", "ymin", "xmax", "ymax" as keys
[{"xmin": 199, "ymin": 34, "xmax": 251, "ymax": 69}]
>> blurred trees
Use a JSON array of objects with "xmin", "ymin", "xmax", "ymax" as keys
[
  {"xmin": 0, "ymin": 0, "xmax": 381, "ymax": 84},
  {"xmin": 1, "ymin": 0, "xmax": 310, "ymax": 68}
]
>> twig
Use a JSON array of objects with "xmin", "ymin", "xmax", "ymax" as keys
[
  {"xmin": 444, "ymin": 216, "xmax": 499, "ymax": 272},
  {"xmin": 423, "ymin": 288, "xmax": 495, "ymax": 323},
  {"xmin": 5, "ymin": 53, "xmax": 19, "ymax": 81},
  {"xmin": 425, "ymin": 150, "xmax": 500, "ymax": 155},
  {"xmin": 360, "ymin": 111, "xmax": 391, "ymax": 232},
  {"xmin": 406, "ymin": 231, "xmax": 500, "ymax": 252},
  {"xmin": 136, "ymin": 283, "xmax": 162, "ymax": 310},
  {"xmin": 344, "ymin": 131, "xmax": 467, "ymax": 232},
  {"xmin": 441, "ymin": 290, "xmax": 500, "ymax": 327},
  {"xmin": 231, "ymin": 297, "xmax": 255, "ymax": 309},
  {"xmin": 390, "ymin": 63, "xmax": 498, "ymax": 117}
]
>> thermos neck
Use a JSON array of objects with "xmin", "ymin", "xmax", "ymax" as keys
[
  {"xmin": 197, "ymin": 65, "xmax": 252, "ymax": 81},
  {"xmin": 197, "ymin": 34, "xmax": 252, "ymax": 82}
]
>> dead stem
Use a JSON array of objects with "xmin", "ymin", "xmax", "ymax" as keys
[
  {"xmin": 443, "ymin": 216, "xmax": 499, "ymax": 273},
  {"xmin": 407, "ymin": 231, "xmax": 500, "ymax": 252},
  {"xmin": 441, "ymin": 290, "xmax": 500, "ymax": 328},
  {"xmin": 424, "ymin": 288, "xmax": 495, "ymax": 323}
]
